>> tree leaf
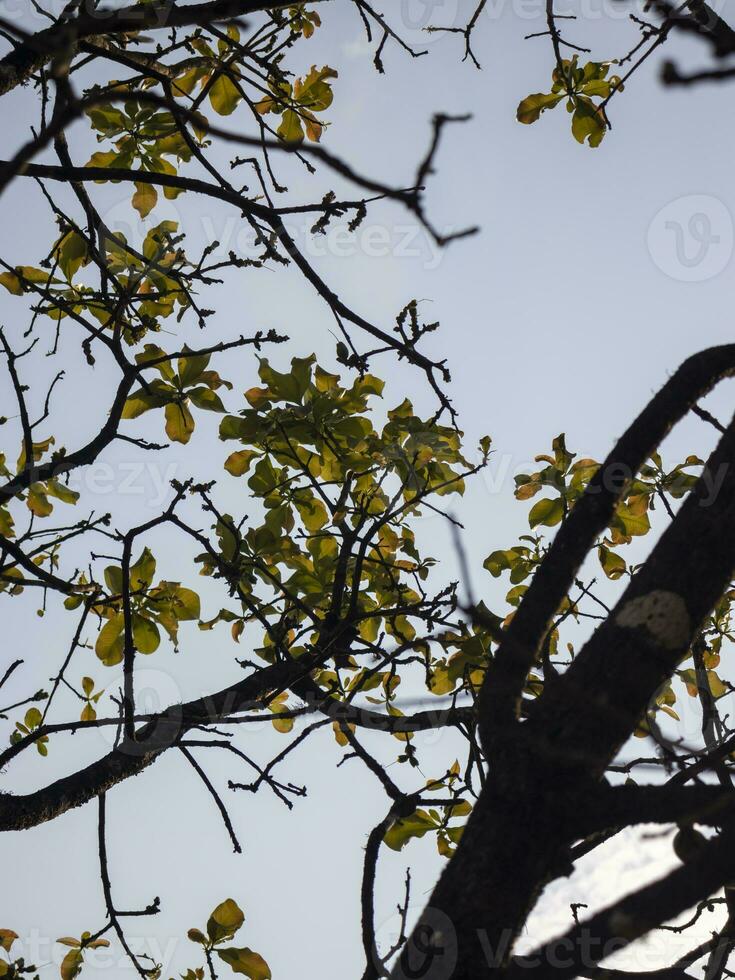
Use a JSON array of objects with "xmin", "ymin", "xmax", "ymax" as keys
[
  {"xmin": 55, "ymin": 231, "xmax": 89, "ymax": 280},
  {"xmin": 122, "ymin": 388, "xmax": 170, "ymax": 419},
  {"xmin": 224, "ymin": 450, "xmax": 260, "ymax": 476},
  {"xmin": 528, "ymin": 496, "xmax": 564, "ymax": 528},
  {"xmin": 384, "ymin": 809, "xmax": 438, "ymax": 851},
  {"xmin": 24, "ymin": 707, "xmax": 42, "ymax": 730},
  {"xmin": 216, "ymin": 947, "xmax": 271, "ymax": 979},
  {"xmin": 60, "ymin": 947, "xmax": 84, "ymax": 980},
  {"xmin": 207, "ymin": 899, "xmax": 245, "ymax": 945},
  {"xmin": 277, "ymin": 109, "xmax": 304, "ymax": 144},
  {"xmin": 178, "ymin": 348, "xmax": 210, "ymax": 387},
  {"xmin": 95, "ymin": 613, "xmax": 125, "ymax": 666},
  {"xmin": 517, "ymin": 92, "xmax": 564, "ymax": 124},
  {"xmin": 708, "ymin": 670, "xmax": 728, "ymax": 698},
  {"xmin": 165, "ymin": 401, "xmax": 195, "ymax": 443},
  {"xmin": 132, "ymin": 614, "xmax": 161, "ymax": 654},
  {"xmin": 80, "ymin": 702, "xmax": 97, "ymax": 722},
  {"xmin": 598, "ymin": 545, "xmax": 626, "ymax": 580},
  {"xmin": 132, "ymin": 181, "xmax": 158, "ymax": 218},
  {"xmin": 209, "ymin": 74, "xmax": 242, "ymax": 116},
  {"xmin": 130, "ymin": 547, "xmax": 156, "ymax": 590},
  {"xmin": 0, "ymin": 270, "xmax": 23, "ymax": 295},
  {"xmin": 188, "ymin": 387, "xmax": 226, "ymax": 413},
  {"xmin": 570, "ymin": 96, "xmax": 606, "ymax": 147},
  {"xmin": 27, "ymin": 485, "xmax": 53, "ymax": 518}
]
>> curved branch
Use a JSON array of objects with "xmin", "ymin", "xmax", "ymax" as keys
[
  {"xmin": 579, "ymin": 783, "xmax": 735, "ymax": 835},
  {"xmin": 1, "ymin": 160, "xmax": 454, "ymax": 402},
  {"xmin": 0, "ymin": 0, "xmax": 307, "ymax": 97},
  {"xmin": 0, "ymin": 659, "xmax": 296, "ymax": 831},
  {"xmin": 478, "ymin": 344, "xmax": 735, "ymax": 755},
  {"xmin": 502, "ymin": 826, "xmax": 735, "ymax": 980}
]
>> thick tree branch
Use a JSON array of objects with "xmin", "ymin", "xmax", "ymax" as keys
[
  {"xmin": 579, "ymin": 783, "xmax": 735, "ymax": 835},
  {"xmin": 502, "ymin": 826, "xmax": 735, "ymax": 979},
  {"xmin": 0, "ymin": 659, "xmax": 297, "ymax": 831},
  {"xmin": 478, "ymin": 344, "xmax": 735, "ymax": 757},
  {"xmin": 0, "ymin": 0, "xmax": 311, "ymax": 97}
]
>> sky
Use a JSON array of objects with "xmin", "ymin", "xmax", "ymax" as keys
[{"xmin": 1, "ymin": 0, "xmax": 735, "ymax": 977}]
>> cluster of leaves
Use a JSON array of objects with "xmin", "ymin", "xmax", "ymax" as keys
[
  {"xmin": 0, "ymin": 222, "xmax": 190, "ymax": 344},
  {"xmin": 123, "ymin": 344, "xmax": 232, "ymax": 444},
  {"xmin": 0, "ymin": 10, "xmax": 337, "ymax": 352},
  {"xmin": 255, "ymin": 65, "xmax": 338, "ymax": 143},
  {"xmin": 0, "ymin": 900, "xmax": 268, "ymax": 980},
  {"xmin": 502, "ymin": 435, "xmax": 705, "ymax": 581},
  {"xmin": 204, "ymin": 353, "xmax": 475, "ymax": 663},
  {"xmin": 10, "ymin": 707, "xmax": 49, "ymax": 755},
  {"xmin": 78, "ymin": 677, "xmax": 105, "ymax": 723},
  {"xmin": 76, "ymin": 547, "xmax": 200, "ymax": 666},
  {"xmin": 517, "ymin": 58, "xmax": 623, "ymax": 147},
  {"xmin": 0, "ymin": 929, "xmax": 37, "ymax": 979},
  {"xmin": 79, "ymin": 16, "xmax": 335, "ymax": 217},
  {"xmin": 56, "ymin": 934, "xmax": 110, "ymax": 980},
  {"xmin": 483, "ymin": 433, "xmax": 733, "ymax": 726},
  {"xmin": 185, "ymin": 899, "xmax": 270, "ymax": 980},
  {"xmin": 99, "ymin": 223, "xmax": 191, "ymax": 342},
  {"xmin": 384, "ymin": 763, "xmax": 472, "ymax": 857},
  {"xmin": 85, "ymin": 98, "xmax": 195, "ymax": 217},
  {"xmin": 287, "ymin": 4, "xmax": 322, "ymax": 38},
  {"xmin": 0, "ymin": 930, "xmax": 109, "ymax": 980},
  {"xmin": 171, "ymin": 25, "xmax": 249, "ymax": 116},
  {"xmin": 0, "ymin": 437, "xmax": 79, "ymax": 527},
  {"xmin": 427, "ymin": 610, "xmax": 496, "ymax": 696},
  {"xmin": 3, "ymin": 347, "xmax": 483, "ymax": 758}
]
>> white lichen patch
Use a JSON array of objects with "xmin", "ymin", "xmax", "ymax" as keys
[{"xmin": 615, "ymin": 590, "xmax": 690, "ymax": 650}]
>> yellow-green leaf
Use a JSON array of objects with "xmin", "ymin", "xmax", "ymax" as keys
[
  {"xmin": 277, "ymin": 109, "xmax": 304, "ymax": 144},
  {"xmin": 24, "ymin": 707, "xmax": 42, "ymax": 730},
  {"xmin": 165, "ymin": 401, "xmax": 195, "ymax": 444},
  {"xmin": 224, "ymin": 450, "xmax": 260, "ymax": 477},
  {"xmin": 27, "ymin": 485, "xmax": 52, "ymax": 518},
  {"xmin": 130, "ymin": 547, "xmax": 156, "ymax": 590},
  {"xmin": 209, "ymin": 74, "xmax": 242, "ymax": 116},
  {"xmin": 60, "ymin": 947, "xmax": 83, "ymax": 980},
  {"xmin": 132, "ymin": 181, "xmax": 158, "ymax": 218},
  {"xmin": 207, "ymin": 899, "xmax": 245, "ymax": 945},
  {"xmin": 132, "ymin": 614, "xmax": 160, "ymax": 654},
  {"xmin": 517, "ymin": 92, "xmax": 564, "ymax": 124},
  {"xmin": 56, "ymin": 231, "xmax": 89, "ymax": 280},
  {"xmin": 80, "ymin": 701, "xmax": 97, "ymax": 722},
  {"xmin": 0, "ymin": 270, "xmax": 23, "ymax": 295},
  {"xmin": 95, "ymin": 613, "xmax": 125, "ymax": 666},
  {"xmin": 528, "ymin": 496, "xmax": 564, "ymax": 529},
  {"xmin": 216, "ymin": 947, "xmax": 271, "ymax": 980}
]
